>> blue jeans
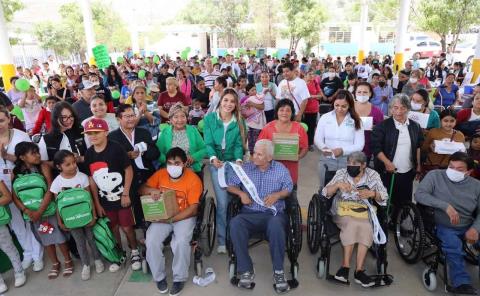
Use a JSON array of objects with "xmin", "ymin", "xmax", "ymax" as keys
[
  {"xmin": 436, "ymin": 224, "xmax": 471, "ymax": 288},
  {"xmin": 209, "ymin": 164, "xmax": 231, "ymax": 246},
  {"xmin": 230, "ymin": 210, "xmax": 287, "ymax": 273}
]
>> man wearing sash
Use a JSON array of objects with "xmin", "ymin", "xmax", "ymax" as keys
[{"xmin": 227, "ymin": 139, "xmax": 293, "ymax": 293}]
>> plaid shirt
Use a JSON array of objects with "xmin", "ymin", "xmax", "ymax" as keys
[{"xmin": 227, "ymin": 160, "xmax": 293, "ymax": 213}]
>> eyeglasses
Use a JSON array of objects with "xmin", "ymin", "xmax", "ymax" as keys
[
  {"xmin": 122, "ymin": 114, "xmax": 136, "ymax": 119},
  {"xmin": 60, "ymin": 115, "xmax": 74, "ymax": 121}
]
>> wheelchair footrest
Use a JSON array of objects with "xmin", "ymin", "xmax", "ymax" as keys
[
  {"xmin": 231, "ymin": 277, "xmax": 256, "ymax": 289},
  {"xmin": 287, "ymin": 279, "xmax": 299, "ymax": 289},
  {"xmin": 370, "ymin": 274, "xmax": 394, "ymax": 287}
]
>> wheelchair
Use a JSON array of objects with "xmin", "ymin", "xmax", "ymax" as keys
[
  {"xmin": 306, "ymin": 170, "xmax": 393, "ymax": 287},
  {"xmin": 394, "ymin": 202, "xmax": 479, "ymax": 292},
  {"xmin": 225, "ymin": 190, "xmax": 303, "ymax": 290}
]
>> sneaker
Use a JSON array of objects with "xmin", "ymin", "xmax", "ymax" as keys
[
  {"xmin": 169, "ymin": 281, "xmax": 185, "ymax": 296},
  {"xmin": 21, "ymin": 258, "xmax": 33, "ymax": 270},
  {"xmin": 238, "ymin": 271, "xmax": 255, "ymax": 289},
  {"xmin": 217, "ymin": 245, "xmax": 227, "ymax": 254},
  {"xmin": 0, "ymin": 280, "xmax": 7, "ymax": 294},
  {"xmin": 109, "ymin": 263, "xmax": 121, "ymax": 273},
  {"xmin": 33, "ymin": 259, "xmax": 44, "ymax": 272},
  {"xmin": 156, "ymin": 278, "xmax": 168, "ymax": 294},
  {"xmin": 448, "ymin": 284, "xmax": 477, "ymax": 295},
  {"xmin": 94, "ymin": 260, "xmax": 105, "ymax": 274},
  {"xmin": 131, "ymin": 249, "xmax": 142, "ymax": 271},
  {"xmin": 81, "ymin": 265, "xmax": 91, "ymax": 281},
  {"xmin": 273, "ymin": 270, "xmax": 289, "ymax": 293},
  {"xmin": 354, "ymin": 270, "xmax": 375, "ymax": 288},
  {"xmin": 14, "ymin": 271, "xmax": 26, "ymax": 287},
  {"xmin": 334, "ymin": 267, "xmax": 350, "ymax": 283}
]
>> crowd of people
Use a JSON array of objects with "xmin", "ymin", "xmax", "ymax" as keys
[{"xmin": 0, "ymin": 50, "xmax": 479, "ymax": 295}]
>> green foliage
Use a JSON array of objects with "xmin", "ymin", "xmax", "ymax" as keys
[{"xmin": 2, "ymin": 0, "xmax": 24, "ymax": 23}]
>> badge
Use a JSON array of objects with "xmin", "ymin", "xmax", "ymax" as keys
[{"xmin": 38, "ymin": 221, "xmax": 55, "ymax": 234}]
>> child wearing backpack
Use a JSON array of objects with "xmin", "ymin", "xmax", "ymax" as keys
[
  {"xmin": 0, "ymin": 180, "xmax": 26, "ymax": 293},
  {"xmin": 11, "ymin": 141, "xmax": 73, "ymax": 280},
  {"xmin": 83, "ymin": 118, "xmax": 141, "ymax": 273},
  {"xmin": 51, "ymin": 150, "xmax": 104, "ymax": 281}
]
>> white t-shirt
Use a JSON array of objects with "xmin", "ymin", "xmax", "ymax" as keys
[
  {"xmin": 276, "ymin": 77, "xmax": 311, "ymax": 114},
  {"xmin": 50, "ymin": 171, "xmax": 89, "ymax": 194},
  {"xmin": 392, "ymin": 119, "xmax": 413, "ymax": 173},
  {"xmin": 0, "ymin": 129, "xmax": 31, "ymax": 190},
  {"xmin": 469, "ymin": 111, "xmax": 480, "ymax": 122}
]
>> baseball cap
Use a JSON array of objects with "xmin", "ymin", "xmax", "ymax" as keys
[
  {"xmin": 83, "ymin": 118, "xmax": 109, "ymax": 133},
  {"xmin": 78, "ymin": 80, "xmax": 96, "ymax": 90}
]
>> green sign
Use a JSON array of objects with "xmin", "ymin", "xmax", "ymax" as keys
[
  {"xmin": 273, "ymin": 133, "xmax": 299, "ymax": 161},
  {"xmin": 92, "ymin": 45, "xmax": 111, "ymax": 69}
]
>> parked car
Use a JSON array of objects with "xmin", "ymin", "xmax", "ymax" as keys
[{"xmin": 405, "ymin": 39, "xmax": 443, "ymax": 59}]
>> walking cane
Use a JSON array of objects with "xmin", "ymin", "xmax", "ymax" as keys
[{"xmin": 386, "ymin": 172, "xmax": 396, "ymax": 218}]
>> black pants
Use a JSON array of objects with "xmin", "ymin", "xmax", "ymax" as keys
[
  {"xmin": 303, "ymin": 113, "xmax": 317, "ymax": 146},
  {"xmin": 265, "ymin": 110, "xmax": 275, "ymax": 123},
  {"xmin": 382, "ymin": 169, "xmax": 416, "ymax": 216}
]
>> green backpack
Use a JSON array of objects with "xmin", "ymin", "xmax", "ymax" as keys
[
  {"xmin": 13, "ymin": 173, "xmax": 56, "ymax": 221},
  {"xmin": 0, "ymin": 205, "xmax": 11, "ymax": 226},
  {"xmin": 92, "ymin": 217, "xmax": 125, "ymax": 264},
  {"xmin": 57, "ymin": 188, "xmax": 93, "ymax": 229}
]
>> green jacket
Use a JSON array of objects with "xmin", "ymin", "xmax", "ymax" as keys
[
  {"xmin": 156, "ymin": 125, "xmax": 206, "ymax": 172},
  {"xmin": 203, "ymin": 112, "xmax": 244, "ymax": 161}
]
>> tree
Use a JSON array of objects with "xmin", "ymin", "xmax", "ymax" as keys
[
  {"xmin": 414, "ymin": 0, "xmax": 480, "ymax": 52},
  {"xmin": 282, "ymin": 0, "xmax": 327, "ymax": 53},
  {"xmin": 249, "ymin": 0, "xmax": 280, "ymax": 47},
  {"xmin": 2, "ymin": 0, "xmax": 23, "ymax": 22}
]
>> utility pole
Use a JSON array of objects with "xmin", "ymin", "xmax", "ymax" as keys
[
  {"xmin": 0, "ymin": 0, "xmax": 15, "ymax": 91},
  {"xmin": 393, "ymin": 0, "xmax": 411, "ymax": 73}
]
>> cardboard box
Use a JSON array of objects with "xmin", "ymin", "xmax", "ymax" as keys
[
  {"xmin": 141, "ymin": 190, "xmax": 179, "ymax": 221},
  {"xmin": 272, "ymin": 133, "xmax": 299, "ymax": 161}
]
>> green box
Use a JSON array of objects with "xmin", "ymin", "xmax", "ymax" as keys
[
  {"xmin": 273, "ymin": 133, "xmax": 299, "ymax": 161},
  {"xmin": 141, "ymin": 190, "xmax": 179, "ymax": 221}
]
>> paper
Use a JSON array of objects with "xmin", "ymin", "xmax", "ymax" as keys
[
  {"xmin": 462, "ymin": 72, "xmax": 474, "ymax": 86},
  {"xmin": 272, "ymin": 133, "xmax": 299, "ymax": 161},
  {"xmin": 141, "ymin": 191, "xmax": 179, "ymax": 221},
  {"xmin": 360, "ymin": 116, "xmax": 373, "ymax": 131},
  {"xmin": 133, "ymin": 142, "xmax": 147, "ymax": 170},
  {"xmin": 433, "ymin": 140, "xmax": 466, "ymax": 155},
  {"xmin": 408, "ymin": 111, "xmax": 430, "ymax": 129}
]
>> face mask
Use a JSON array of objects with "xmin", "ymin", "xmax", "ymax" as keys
[
  {"xmin": 356, "ymin": 95, "xmax": 369, "ymax": 103},
  {"xmin": 446, "ymin": 168, "xmax": 465, "ymax": 182},
  {"xmin": 347, "ymin": 165, "xmax": 361, "ymax": 178},
  {"xmin": 378, "ymin": 81, "xmax": 386, "ymax": 87},
  {"xmin": 167, "ymin": 165, "xmax": 183, "ymax": 179},
  {"xmin": 328, "ymin": 72, "xmax": 336, "ymax": 79},
  {"xmin": 409, "ymin": 78, "xmax": 418, "ymax": 84},
  {"xmin": 411, "ymin": 102, "xmax": 423, "ymax": 111}
]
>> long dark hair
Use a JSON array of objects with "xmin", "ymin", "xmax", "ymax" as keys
[
  {"xmin": 50, "ymin": 101, "xmax": 82, "ymax": 135},
  {"xmin": 13, "ymin": 141, "xmax": 40, "ymax": 176},
  {"xmin": 106, "ymin": 65, "xmax": 122, "ymax": 87},
  {"xmin": 333, "ymin": 90, "xmax": 362, "ymax": 130}
]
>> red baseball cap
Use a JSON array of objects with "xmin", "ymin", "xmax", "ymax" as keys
[{"xmin": 83, "ymin": 118, "xmax": 108, "ymax": 133}]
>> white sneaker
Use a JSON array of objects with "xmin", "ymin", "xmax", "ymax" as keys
[
  {"xmin": 33, "ymin": 259, "xmax": 44, "ymax": 272},
  {"xmin": 94, "ymin": 260, "xmax": 105, "ymax": 274},
  {"xmin": 81, "ymin": 265, "xmax": 91, "ymax": 281},
  {"xmin": 14, "ymin": 271, "xmax": 26, "ymax": 287},
  {"xmin": 0, "ymin": 281, "xmax": 7, "ymax": 294},
  {"xmin": 130, "ymin": 249, "xmax": 141, "ymax": 271},
  {"xmin": 109, "ymin": 263, "xmax": 120, "ymax": 273},
  {"xmin": 21, "ymin": 258, "xmax": 33, "ymax": 270},
  {"xmin": 217, "ymin": 245, "xmax": 227, "ymax": 254}
]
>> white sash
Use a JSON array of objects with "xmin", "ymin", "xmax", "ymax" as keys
[{"xmin": 218, "ymin": 162, "xmax": 277, "ymax": 215}]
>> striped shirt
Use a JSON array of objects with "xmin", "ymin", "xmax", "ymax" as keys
[{"xmin": 200, "ymin": 70, "xmax": 221, "ymax": 88}]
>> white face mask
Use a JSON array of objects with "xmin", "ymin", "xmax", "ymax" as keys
[
  {"xmin": 409, "ymin": 78, "xmax": 418, "ymax": 84},
  {"xmin": 411, "ymin": 102, "xmax": 423, "ymax": 111},
  {"xmin": 328, "ymin": 72, "xmax": 336, "ymax": 79},
  {"xmin": 446, "ymin": 168, "xmax": 465, "ymax": 182},
  {"xmin": 356, "ymin": 95, "xmax": 369, "ymax": 103},
  {"xmin": 167, "ymin": 165, "xmax": 183, "ymax": 179}
]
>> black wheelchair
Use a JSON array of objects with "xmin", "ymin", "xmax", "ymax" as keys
[
  {"xmin": 225, "ymin": 190, "xmax": 303, "ymax": 290},
  {"xmin": 306, "ymin": 170, "xmax": 393, "ymax": 287},
  {"xmin": 394, "ymin": 202, "xmax": 479, "ymax": 292}
]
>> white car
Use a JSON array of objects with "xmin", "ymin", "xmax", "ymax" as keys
[
  {"xmin": 453, "ymin": 42, "xmax": 476, "ymax": 71},
  {"xmin": 405, "ymin": 39, "xmax": 443, "ymax": 59}
]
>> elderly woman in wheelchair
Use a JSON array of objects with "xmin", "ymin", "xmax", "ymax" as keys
[
  {"xmin": 320, "ymin": 151, "xmax": 389, "ymax": 287},
  {"xmin": 411, "ymin": 152, "xmax": 480, "ymax": 295}
]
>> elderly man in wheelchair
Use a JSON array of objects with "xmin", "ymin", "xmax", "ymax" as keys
[
  {"xmin": 321, "ymin": 151, "xmax": 389, "ymax": 287},
  {"xmin": 226, "ymin": 139, "xmax": 296, "ymax": 293},
  {"xmin": 415, "ymin": 152, "xmax": 480, "ymax": 295}
]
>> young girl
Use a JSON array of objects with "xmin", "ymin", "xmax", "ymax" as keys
[
  {"xmin": 18, "ymin": 86, "xmax": 42, "ymax": 134},
  {"xmin": 11, "ymin": 142, "xmax": 73, "ymax": 280},
  {"xmin": 468, "ymin": 134, "xmax": 480, "ymax": 180},
  {"xmin": 0, "ymin": 180, "xmax": 26, "ymax": 293},
  {"xmin": 82, "ymin": 96, "xmax": 119, "ymax": 147},
  {"xmin": 241, "ymin": 83, "xmax": 266, "ymax": 154},
  {"xmin": 51, "ymin": 150, "xmax": 104, "ymax": 281}
]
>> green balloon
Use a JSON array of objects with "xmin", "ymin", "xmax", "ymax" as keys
[
  {"xmin": 153, "ymin": 55, "xmax": 160, "ymax": 64},
  {"xmin": 197, "ymin": 119, "xmax": 204, "ymax": 133},
  {"xmin": 159, "ymin": 123, "xmax": 169, "ymax": 132},
  {"xmin": 117, "ymin": 56, "xmax": 124, "ymax": 64},
  {"xmin": 11, "ymin": 105, "xmax": 24, "ymax": 121},
  {"xmin": 185, "ymin": 47, "xmax": 191, "ymax": 52},
  {"xmin": 211, "ymin": 57, "xmax": 218, "ymax": 64},
  {"xmin": 301, "ymin": 122, "xmax": 308, "ymax": 132},
  {"xmin": 15, "ymin": 79, "xmax": 30, "ymax": 92},
  {"xmin": 138, "ymin": 69, "xmax": 146, "ymax": 79},
  {"xmin": 111, "ymin": 90, "xmax": 120, "ymax": 100}
]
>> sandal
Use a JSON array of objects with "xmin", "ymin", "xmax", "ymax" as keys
[
  {"xmin": 63, "ymin": 260, "xmax": 74, "ymax": 277},
  {"xmin": 48, "ymin": 262, "xmax": 60, "ymax": 279}
]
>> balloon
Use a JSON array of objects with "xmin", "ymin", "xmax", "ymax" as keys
[
  {"xmin": 301, "ymin": 122, "xmax": 308, "ymax": 132},
  {"xmin": 159, "ymin": 123, "xmax": 169, "ymax": 132},
  {"xmin": 197, "ymin": 119, "xmax": 204, "ymax": 133},
  {"xmin": 153, "ymin": 55, "xmax": 160, "ymax": 64},
  {"xmin": 111, "ymin": 90, "xmax": 121, "ymax": 100},
  {"xmin": 180, "ymin": 51, "xmax": 188, "ymax": 61},
  {"xmin": 185, "ymin": 47, "xmax": 191, "ymax": 52},
  {"xmin": 14, "ymin": 79, "xmax": 30, "ymax": 92},
  {"xmin": 138, "ymin": 69, "xmax": 146, "ymax": 79},
  {"xmin": 11, "ymin": 105, "xmax": 24, "ymax": 121},
  {"xmin": 211, "ymin": 57, "xmax": 218, "ymax": 64},
  {"xmin": 117, "ymin": 56, "xmax": 124, "ymax": 64},
  {"xmin": 89, "ymin": 56, "xmax": 96, "ymax": 66}
]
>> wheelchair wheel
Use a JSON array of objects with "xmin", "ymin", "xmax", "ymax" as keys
[
  {"xmin": 199, "ymin": 196, "xmax": 216, "ymax": 257},
  {"xmin": 422, "ymin": 268, "xmax": 437, "ymax": 291},
  {"xmin": 226, "ymin": 197, "xmax": 241, "ymax": 256},
  {"xmin": 287, "ymin": 202, "xmax": 303, "ymax": 260},
  {"xmin": 394, "ymin": 203, "xmax": 425, "ymax": 264},
  {"xmin": 307, "ymin": 194, "xmax": 321, "ymax": 254}
]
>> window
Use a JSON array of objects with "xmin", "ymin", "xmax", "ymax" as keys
[
  {"xmin": 328, "ymin": 27, "xmax": 351, "ymax": 43},
  {"xmin": 429, "ymin": 41, "xmax": 441, "ymax": 47},
  {"xmin": 379, "ymin": 32, "xmax": 395, "ymax": 43},
  {"xmin": 417, "ymin": 41, "xmax": 427, "ymax": 47}
]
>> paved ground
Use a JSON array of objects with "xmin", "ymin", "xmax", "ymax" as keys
[{"xmin": 2, "ymin": 151, "xmax": 479, "ymax": 296}]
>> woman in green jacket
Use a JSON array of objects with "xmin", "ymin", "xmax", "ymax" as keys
[
  {"xmin": 204, "ymin": 88, "xmax": 246, "ymax": 253},
  {"xmin": 156, "ymin": 103, "xmax": 206, "ymax": 178}
]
